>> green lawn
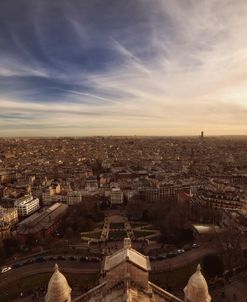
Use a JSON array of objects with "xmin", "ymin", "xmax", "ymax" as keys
[
  {"xmin": 81, "ymin": 231, "xmax": 102, "ymax": 239},
  {"xmin": 110, "ymin": 223, "xmax": 125, "ymax": 229},
  {"xmin": 133, "ymin": 230, "xmax": 156, "ymax": 238},
  {"xmin": 108, "ymin": 230, "xmax": 128, "ymax": 240},
  {"xmin": 130, "ymin": 222, "xmax": 148, "ymax": 228},
  {"xmin": 96, "ymin": 223, "xmax": 104, "ymax": 229},
  {"xmin": 141, "ymin": 225, "xmax": 159, "ymax": 230}
]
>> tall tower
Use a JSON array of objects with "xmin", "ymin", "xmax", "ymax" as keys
[{"xmin": 200, "ymin": 131, "xmax": 204, "ymax": 139}]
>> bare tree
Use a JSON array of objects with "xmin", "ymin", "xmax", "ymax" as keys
[{"xmin": 214, "ymin": 227, "xmax": 244, "ymax": 271}]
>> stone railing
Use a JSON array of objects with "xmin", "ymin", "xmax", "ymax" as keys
[
  {"xmin": 148, "ymin": 282, "xmax": 183, "ymax": 302},
  {"xmin": 72, "ymin": 282, "xmax": 106, "ymax": 302},
  {"xmin": 72, "ymin": 281, "xmax": 125, "ymax": 302}
]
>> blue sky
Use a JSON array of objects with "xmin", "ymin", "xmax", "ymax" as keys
[{"xmin": 0, "ymin": 0, "xmax": 247, "ymax": 136}]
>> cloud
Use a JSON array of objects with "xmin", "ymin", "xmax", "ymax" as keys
[{"xmin": 0, "ymin": 0, "xmax": 247, "ymax": 136}]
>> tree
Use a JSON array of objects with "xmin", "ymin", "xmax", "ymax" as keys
[
  {"xmin": 191, "ymin": 204, "xmax": 222, "ymax": 224},
  {"xmin": 64, "ymin": 227, "xmax": 74, "ymax": 239},
  {"xmin": 58, "ymin": 200, "xmax": 101, "ymax": 238},
  {"xmin": 3, "ymin": 237, "xmax": 20, "ymax": 257},
  {"xmin": 203, "ymin": 255, "xmax": 224, "ymax": 278},
  {"xmin": 214, "ymin": 227, "xmax": 244, "ymax": 271},
  {"xmin": 0, "ymin": 244, "xmax": 5, "ymax": 263},
  {"xmin": 158, "ymin": 204, "xmax": 191, "ymax": 244},
  {"xmin": 126, "ymin": 195, "xmax": 192, "ymax": 245},
  {"xmin": 126, "ymin": 198, "xmax": 145, "ymax": 220}
]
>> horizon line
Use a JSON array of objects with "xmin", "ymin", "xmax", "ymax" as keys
[{"xmin": 0, "ymin": 134, "xmax": 247, "ymax": 139}]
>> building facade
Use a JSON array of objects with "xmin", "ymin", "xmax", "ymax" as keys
[
  {"xmin": 14, "ymin": 195, "xmax": 40, "ymax": 217},
  {"xmin": 111, "ymin": 188, "xmax": 124, "ymax": 205},
  {"xmin": 16, "ymin": 202, "xmax": 68, "ymax": 242},
  {"xmin": 0, "ymin": 206, "xmax": 18, "ymax": 225}
]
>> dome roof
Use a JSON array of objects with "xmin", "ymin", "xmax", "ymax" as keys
[
  {"xmin": 184, "ymin": 264, "xmax": 211, "ymax": 302},
  {"xmin": 45, "ymin": 264, "xmax": 72, "ymax": 302}
]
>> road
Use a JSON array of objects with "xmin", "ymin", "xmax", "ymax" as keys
[
  {"xmin": 0, "ymin": 260, "xmax": 100, "ymax": 289},
  {"xmin": 0, "ymin": 245, "xmax": 217, "ymax": 289},
  {"xmin": 151, "ymin": 246, "xmax": 217, "ymax": 272}
]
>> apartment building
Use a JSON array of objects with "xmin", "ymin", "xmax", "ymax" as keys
[
  {"xmin": 111, "ymin": 188, "xmax": 124, "ymax": 205},
  {"xmin": 14, "ymin": 195, "xmax": 40, "ymax": 217},
  {"xmin": 0, "ymin": 206, "xmax": 18, "ymax": 225}
]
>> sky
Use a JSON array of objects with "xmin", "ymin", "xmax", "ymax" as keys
[{"xmin": 0, "ymin": 0, "xmax": 247, "ymax": 137}]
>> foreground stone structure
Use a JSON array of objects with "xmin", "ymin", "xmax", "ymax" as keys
[
  {"xmin": 45, "ymin": 264, "xmax": 72, "ymax": 302},
  {"xmin": 45, "ymin": 239, "xmax": 211, "ymax": 302}
]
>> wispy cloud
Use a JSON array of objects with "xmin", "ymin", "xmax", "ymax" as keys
[{"xmin": 0, "ymin": 0, "xmax": 247, "ymax": 136}]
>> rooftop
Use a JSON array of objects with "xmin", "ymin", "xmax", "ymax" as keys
[{"xmin": 104, "ymin": 238, "xmax": 151, "ymax": 272}]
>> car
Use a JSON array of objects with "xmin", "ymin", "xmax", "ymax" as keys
[
  {"xmin": 167, "ymin": 251, "xmax": 177, "ymax": 258},
  {"xmin": 177, "ymin": 249, "xmax": 185, "ymax": 254},
  {"xmin": 161, "ymin": 253, "xmax": 168, "ymax": 259},
  {"xmin": 56, "ymin": 256, "xmax": 66, "ymax": 261},
  {"xmin": 23, "ymin": 259, "xmax": 34, "ymax": 265},
  {"xmin": 1, "ymin": 266, "xmax": 12, "ymax": 273},
  {"xmin": 69, "ymin": 256, "xmax": 77, "ymax": 261},
  {"xmin": 183, "ymin": 244, "xmax": 192, "ymax": 251},
  {"xmin": 80, "ymin": 256, "xmax": 89, "ymax": 262},
  {"xmin": 48, "ymin": 256, "xmax": 56, "ymax": 261},
  {"xmin": 149, "ymin": 255, "xmax": 157, "ymax": 261},
  {"xmin": 157, "ymin": 254, "xmax": 167, "ymax": 260},
  {"xmin": 12, "ymin": 263, "xmax": 23, "ymax": 269},
  {"xmin": 35, "ymin": 256, "xmax": 46, "ymax": 263},
  {"xmin": 192, "ymin": 243, "xmax": 200, "ymax": 249}
]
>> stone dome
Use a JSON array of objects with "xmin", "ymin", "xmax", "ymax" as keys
[
  {"xmin": 45, "ymin": 264, "xmax": 72, "ymax": 302},
  {"xmin": 184, "ymin": 264, "xmax": 211, "ymax": 302}
]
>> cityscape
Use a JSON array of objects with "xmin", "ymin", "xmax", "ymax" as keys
[
  {"xmin": 1, "ymin": 1, "xmax": 247, "ymax": 302},
  {"xmin": 0, "ymin": 135, "xmax": 247, "ymax": 301}
]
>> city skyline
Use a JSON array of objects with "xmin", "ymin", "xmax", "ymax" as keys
[{"xmin": 1, "ymin": 0, "xmax": 247, "ymax": 136}]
